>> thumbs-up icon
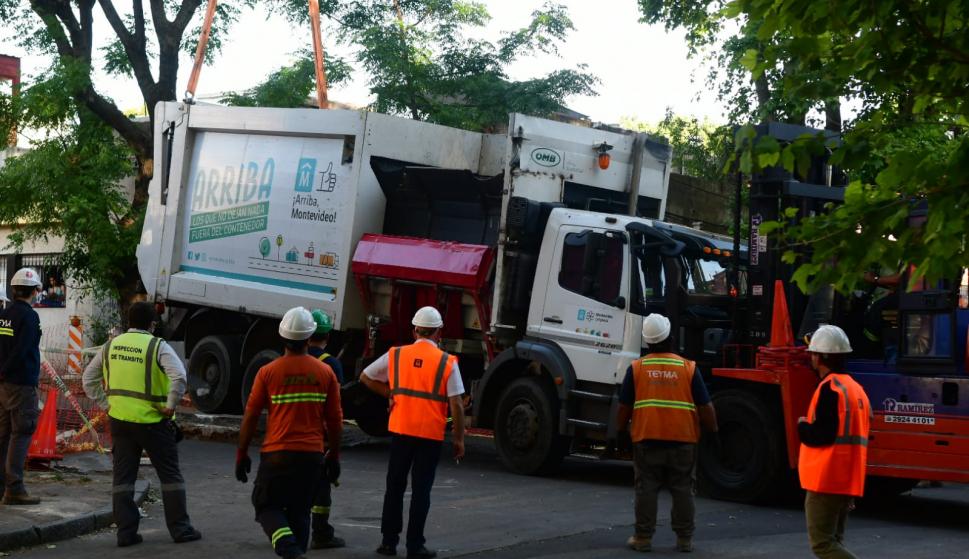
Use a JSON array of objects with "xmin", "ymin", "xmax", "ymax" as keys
[{"xmin": 317, "ymin": 161, "xmax": 337, "ymax": 192}]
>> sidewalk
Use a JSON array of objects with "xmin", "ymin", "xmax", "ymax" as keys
[{"xmin": 0, "ymin": 452, "xmax": 149, "ymax": 552}]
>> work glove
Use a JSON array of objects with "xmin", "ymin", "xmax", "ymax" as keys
[
  {"xmin": 324, "ymin": 451, "xmax": 341, "ymax": 485},
  {"xmin": 235, "ymin": 448, "xmax": 251, "ymax": 483}
]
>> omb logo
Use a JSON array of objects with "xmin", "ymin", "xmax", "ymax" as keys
[{"xmin": 530, "ymin": 147, "xmax": 562, "ymax": 168}]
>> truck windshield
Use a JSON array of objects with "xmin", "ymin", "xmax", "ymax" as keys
[{"xmin": 683, "ymin": 257, "xmax": 731, "ymax": 295}]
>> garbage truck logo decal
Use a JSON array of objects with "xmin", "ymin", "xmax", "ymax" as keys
[
  {"xmin": 530, "ymin": 147, "xmax": 561, "ymax": 167},
  {"xmin": 189, "ymin": 159, "xmax": 274, "ymax": 242},
  {"xmin": 179, "ymin": 133, "xmax": 348, "ymax": 298}
]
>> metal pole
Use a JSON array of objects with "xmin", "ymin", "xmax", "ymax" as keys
[
  {"xmin": 627, "ymin": 133, "xmax": 646, "ymax": 217},
  {"xmin": 185, "ymin": 0, "xmax": 219, "ymax": 103}
]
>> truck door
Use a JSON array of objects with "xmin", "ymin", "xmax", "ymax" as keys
[{"xmin": 535, "ymin": 226, "xmax": 631, "ymax": 383}]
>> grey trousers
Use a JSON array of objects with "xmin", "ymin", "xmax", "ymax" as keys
[
  {"xmin": 632, "ymin": 442, "xmax": 697, "ymax": 538},
  {"xmin": 0, "ymin": 382, "xmax": 39, "ymax": 496},
  {"xmin": 805, "ymin": 491, "xmax": 858, "ymax": 559}
]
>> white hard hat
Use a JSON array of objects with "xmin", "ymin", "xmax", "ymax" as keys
[
  {"xmin": 412, "ymin": 306, "xmax": 444, "ymax": 328},
  {"xmin": 807, "ymin": 324, "xmax": 852, "ymax": 354},
  {"xmin": 11, "ymin": 268, "xmax": 42, "ymax": 288},
  {"xmin": 642, "ymin": 313, "xmax": 671, "ymax": 344},
  {"xmin": 279, "ymin": 306, "xmax": 317, "ymax": 340}
]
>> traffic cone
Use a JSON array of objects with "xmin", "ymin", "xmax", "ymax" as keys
[
  {"xmin": 769, "ymin": 279, "xmax": 794, "ymax": 347},
  {"xmin": 28, "ymin": 388, "xmax": 63, "ymax": 462}
]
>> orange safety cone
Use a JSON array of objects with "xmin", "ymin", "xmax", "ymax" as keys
[
  {"xmin": 28, "ymin": 388, "xmax": 63, "ymax": 462},
  {"xmin": 769, "ymin": 279, "xmax": 795, "ymax": 347}
]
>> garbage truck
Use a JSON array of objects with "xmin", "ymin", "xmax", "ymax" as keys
[{"xmin": 137, "ymin": 102, "xmax": 740, "ymax": 473}]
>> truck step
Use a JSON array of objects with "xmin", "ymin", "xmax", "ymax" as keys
[
  {"xmin": 566, "ymin": 418, "xmax": 609, "ymax": 431},
  {"xmin": 568, "ymin": 389, "xmax": 613, "ymax": 403}
]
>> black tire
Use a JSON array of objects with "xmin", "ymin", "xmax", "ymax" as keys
[
  {"xmin": 340, "ymin": 380, "xmax": 389, "ymax": 437},
  {"xmin": 698, "ymin": 388, "xmax": 790, "ymax": 503},
  {"xmin": 240, "ymin": 349, "xmax": 280, "ymax": 407},
  {"xmin": 494, "ymin": 377, "xmax": 570, "ymax": 475},
  {"xmin": 188, "ymin": 335, "xmax": 243, "ymax": 414}
]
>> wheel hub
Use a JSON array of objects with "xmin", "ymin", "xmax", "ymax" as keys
[
  {"xmin": 506, "ymin": 402, "xmax": 539, "ymax": 450},
  {"xmin": 203, "ymin": 362, "xmax": 220, "ymax": 386}
]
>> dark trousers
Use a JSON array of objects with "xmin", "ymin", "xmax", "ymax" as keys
[
  {"xmin": 311, "ymin": 473, "xmax": 335, "ymax": 541},
  {"xmin": 381, "ymin": 434, "xmax": 442, "ymax": 553},
  {"xmin": 632, "ymin": 442, "xmax": 697, "ymax": 538},
  {"xmin": 805, "ymin": 491, "xmax": 858, "ymax": 559},
  {"xmin": 110, "ymin": 417, "xmax": 193, "ymax": 542},
  {"xmin": 253, "ymin": 451, "xmax": 323, "ymax": 558},
  {"xmin": 0, "ymin": 383, "xmax": 39, "ymax": 497}
]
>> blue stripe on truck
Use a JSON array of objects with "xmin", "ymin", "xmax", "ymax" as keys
[{"xmin": 178, "ymin": 265, "xmax": 336, "ymax": 295}]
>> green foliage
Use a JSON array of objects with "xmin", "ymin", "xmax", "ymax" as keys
[
  {"xmin": 621, "ymin": 109, "xmax": 732, "ymax": 183},
  {"xmin": 262, "ymin": 0, "xmax": 598, "ymax": 129},
  {"xmin": 222, "ymin": 51, "xmax": 353, "ymax": 108},
  {"xmin": 0, "ymin": 116, "xmax": 137, "ymax": 297},
  {"xmin": 726, "ymin": 1, "xmax": 969, "ymax": 293}
]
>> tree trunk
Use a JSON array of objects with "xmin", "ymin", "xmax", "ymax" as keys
[
  {"xmin": 825, "ymin": 100, "xmax": 842, "ymax": 133},
  {"xmin": 754, "ymin": 74, "xmax": 773, "ymax": 123}
]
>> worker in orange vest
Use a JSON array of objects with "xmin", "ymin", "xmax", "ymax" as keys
[
  {"xmin": 616, "ymin": 314, "xmax": 718, "ymax": 553},
  {"xmin": 798, "ymin": 324, "xmax": 872, "ymax": 559},
  {"xmin": 360, "ymin": 306, "xmax": 466, "ymax": 559},
  {"xmin": 236, "ymin": 307, "xmax": 343, "ymax": 559}
]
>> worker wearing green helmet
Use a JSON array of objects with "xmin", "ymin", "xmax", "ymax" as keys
[{"xmin": 307, "ymin": 309, "xmax": 345, "ymax": 550}]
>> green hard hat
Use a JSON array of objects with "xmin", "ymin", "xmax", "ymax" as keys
[{"xmin": 311, "ymin": 309, "xmax": 333, "ymax": 335}]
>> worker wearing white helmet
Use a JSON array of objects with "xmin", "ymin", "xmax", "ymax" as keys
[
  {"xmin": 360, "ymin": 306, "xmax": 466, "ymax": 559},
  {"xmin": 798, "ymin": 324, "xmax": 872, "ymax": 559},
  {"xmin": 616, "ymin": 313, "xmax": 719, "ymax": 553},
  {"xmin": 237, "ymin": 307, "xmax": 343, "ymax": 559},
  {"xmin": 0, "ymin": 268, "xmax": 44, "ymax": 505}
]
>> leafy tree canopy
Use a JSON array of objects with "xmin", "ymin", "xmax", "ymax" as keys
[
  {"xmin": 730, "ymin": 1, "xmax": 968, "ymax": 293},
  {"xmin": 241, "ymin": 0, "xmax": 598, "ymax": 130}
]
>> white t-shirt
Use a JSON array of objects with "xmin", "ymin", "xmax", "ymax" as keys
[{"xmin": 362, "ymin": 338, "xmax": 465, "ymax": 397}]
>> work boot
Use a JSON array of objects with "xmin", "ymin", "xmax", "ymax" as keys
[
  {"xmin": 311, "ymin": 535, "xmax": 347, "ymax": 549},
  {"xmin": 375, "ymin": 544, "xmax": 397, "ymax": 556},
  {"xmin": 676, "ymin": 537, "xmax": 694, "ymax": 552},
  {"xmin": 173, "ymin": 528, "xmax": 203, "ymax": 543},
  {"xmin": 626, "ymin": 535, "xmax": 652, "ymax": 552},
  {"xmin": 2, "ymin": 492, "xmax": 40, "ymax": 505},
  {"xmin": 117, "ymin": 534, "xmax": 143, "ymax": 547}
]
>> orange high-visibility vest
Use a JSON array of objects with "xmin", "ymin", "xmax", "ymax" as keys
[
  {"xmin": 630, "ymin": 352, "xmax": 700, "ymax": 444},
  {"xmin": 387, "ymin": 342, "xmax": 456, "ymax": 441},
  {"xmin": 799, "ymin": 373, "xmax": 872, "ymax": 497}
]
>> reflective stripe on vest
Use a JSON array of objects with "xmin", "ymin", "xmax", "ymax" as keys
[
  {"xmin": 270, "ymin": 392, "xmax": 327, "ymax": 404},
  {"xmin": 798, "ymin": 373, "xmax": 871, "ymax": 497},
  {"xmin": 102, "ymin": 333, "xmax": 168, "ymax": 423},
  {"xmin": 317, "ymin": 352, "xmax": 331, "ymax": 362},
  {"xmin": 387, "ymin": 343, "xmax": 454, "ymax": 440},
  {"xmin": 630, "ymin": 353, "xmax": 699, "ymax": 444}
]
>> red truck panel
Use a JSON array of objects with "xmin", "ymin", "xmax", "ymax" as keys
[{"xmin": 351, "ymin": 233, "xmax": 494, "ymax": 290}]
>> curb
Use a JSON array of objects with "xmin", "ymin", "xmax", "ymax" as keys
[{"xmin": 0, "ymin": 479, "xmax": 150, "ymax": 552}]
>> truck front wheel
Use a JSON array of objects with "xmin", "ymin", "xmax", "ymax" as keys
[
  {"xmin": 188, "ymin": 335, "xmax": 243, "ymax": 414},
  {"xmin": 494, "ymin": 377, "xmax": 569, "ymax": 475},
  {"xmin": 241, "ymin": 349, "xmax": 280, "ymax": 407},
  {"xmin": 698, "ymin": 388, "xmax": 790, "ymax": 503}
]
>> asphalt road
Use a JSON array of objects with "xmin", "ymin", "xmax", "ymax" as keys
[{"xmin": 11, "ymin": 436, "xmax": 969, "ymax": 558}]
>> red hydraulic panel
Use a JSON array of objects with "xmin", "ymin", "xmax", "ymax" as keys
[{"xmin": 351, "ymin": 233, "xmax": 494, "ymax": 289}]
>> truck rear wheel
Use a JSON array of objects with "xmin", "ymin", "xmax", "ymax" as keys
[
  {"xmin": 494, "ymin": 377, "xmax": 569, "ymax": 475},
  {"xmin": 698, "ymin": 388, "xmax": 789, "ymax": 503},
  {"xmin": 188, "ymin": 335, "xmax": 243, "ymax": 414},
  {"xmin": 240, "ymin": 349, "xmax": 280, "ymax": 407}
]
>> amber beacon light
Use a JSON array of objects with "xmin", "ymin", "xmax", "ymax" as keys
[{"xmin": 594, "ymin": 141, "xmax": 613, "ymax": 170}]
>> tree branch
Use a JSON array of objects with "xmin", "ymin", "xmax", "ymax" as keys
[
  {"xmin": 80, "ymin": 86, "xmax": 151, "ymax": 157},
  {"xmin": 98, "ymin": 0, "xmax": 157, "ymax": 95}
]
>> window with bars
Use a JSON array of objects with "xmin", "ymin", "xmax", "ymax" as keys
[{"xmin": 16, "ymin": 254, "xmax": 66, "ymax": 308}]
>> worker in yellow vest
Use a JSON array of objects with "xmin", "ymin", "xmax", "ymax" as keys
[
  {"xmin": 798, "ymin": 325, "xmax": 872, "ymax": 559},
  {"xmin": 361, "ymin": 306, "xmax": 466, "ymax": 559},
  {"xmin": 616, "ymin": 314, "xmax": 718, "ymax": 553},
  {"xmin": 83, "ymin": 302, "xmax": 201, "ymax": 548}
]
